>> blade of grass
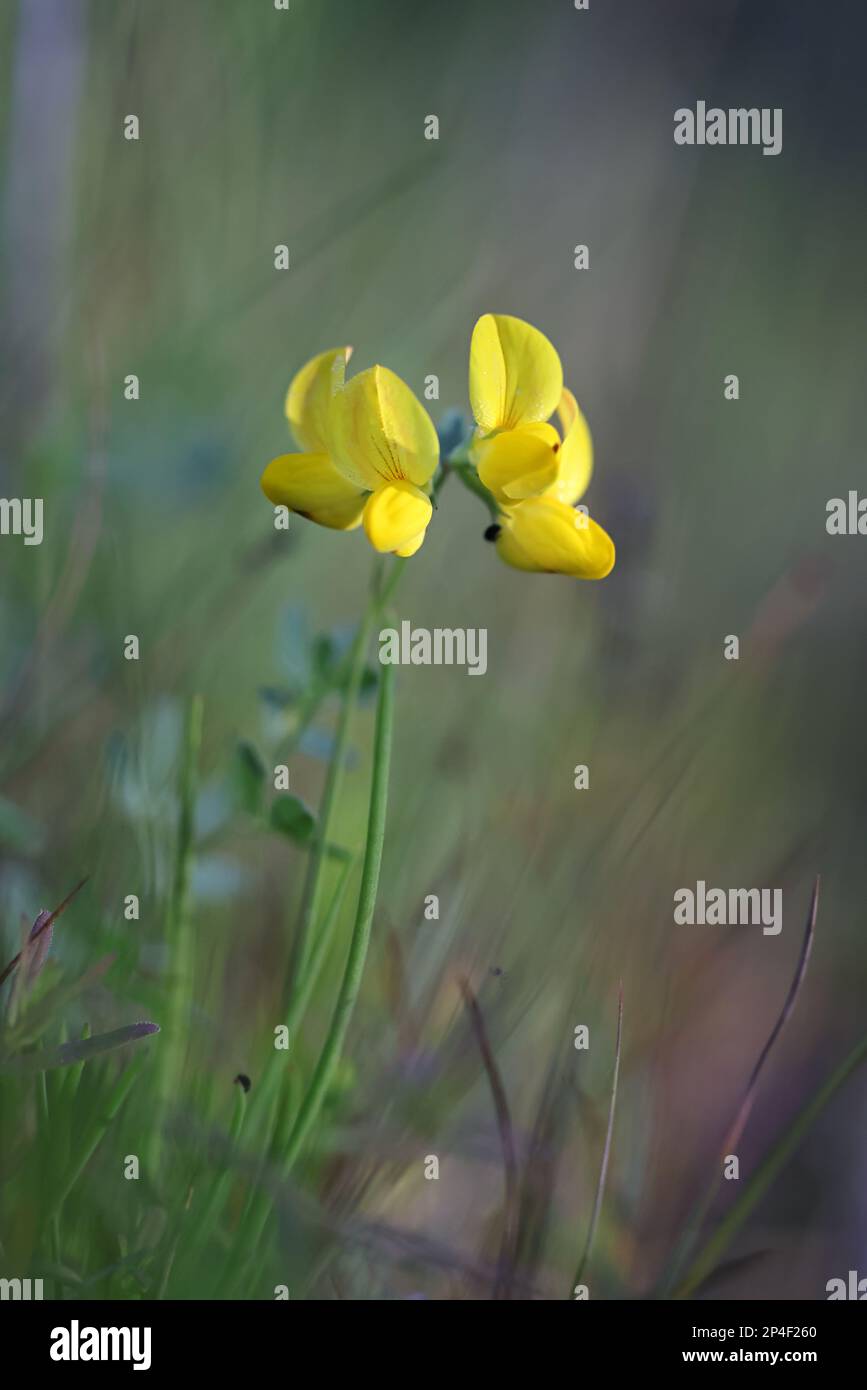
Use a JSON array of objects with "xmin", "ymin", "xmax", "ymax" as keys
[
  {"xmin": 155, "ymin": 694, "xmax": 203, "ymax": 1146},
  {"xmin": 676, "ymin": 1021, "xmax": 867, "ymax": 1298},
  {"xmin": 664, "ymin": 877, "xmax": 819, "ymax": 1295},
  {"xmin": 47, "ymin": 1054, "xmax": 149, "ymax": 1222},
  {"xmin": 3, "ymin": 954, "xmax": 115, "ymax": 1049},
  {"xmin": 722, "ymin": 877, "xmax": 819, "ymax": 1155},
  {"xmin": 5, "ymin": 1021, "xmax": 158, "ymax": 1073},
  {"xmin": 289, "ymin": 563, "xmax": 385, "ymax": 990},
  {"xmin": 570, "ymin": 982, "xmax": 623, "ymax": 1297},
  {"xmin": 282, "ymin": 651, "xmax": 395, "ymax": 1173},
  {"xmin": 165, "ymin": 1080, "xmax": 249, "ymax": 1296},
  {"xmin": 513, "ymin": 1059, "xmax": 571, "ymax": 1287},
  {"xmin": 459, "ymin": 976, "xmax": 519, "ymax": 1301},
  {"xmin": 228, "ymin": 557, "xmax": 408, "ymax": 1282},
  {"xmin": 255, "ymin": 854, "xmax": 356, "ymax": 1127},
  {"xmin": 287, "ymin": 855, "xmax": 356, "ymax": 1049},
  {"xmin": 0, "ymin": 878, "xmax": 88, "ymax": 991}
]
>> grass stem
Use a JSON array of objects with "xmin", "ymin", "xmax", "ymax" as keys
[{"xmin": 282, "ymin": 653, "xmax": 395, "ymax": 1172}]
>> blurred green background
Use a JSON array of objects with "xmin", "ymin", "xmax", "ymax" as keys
[{"xmin": 1, "ymin": 0, "xmax": 866, "ymax": 1299}]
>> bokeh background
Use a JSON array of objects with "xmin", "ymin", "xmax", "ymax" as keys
[{"xmin": 1, "ymin": 0, "xmax": 866, "ymax": 1300}]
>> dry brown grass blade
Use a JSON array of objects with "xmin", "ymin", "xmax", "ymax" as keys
[
  {"xmin": 663, "ymin": 874, "xmax": 820, "ymax": 1295},
  {"xmin": 459, "ymin": 976, "xmax": 519, "ymax": 1301},
  {"xmin": 721, "ymin": 875, "xmax": 819, "ymax": 1156},
  {"xmin": 513, "ymin": 1055, "xmax": 572, "ymax": 1287}
]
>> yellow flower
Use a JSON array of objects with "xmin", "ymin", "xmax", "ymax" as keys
[
  {"xmin": 330, "ymin": 365, "xmax": 439, "ymax": 557},
  {"xmin": 468, "ymin": 313, "xmax": 614, "ymax": 579},
  {"xmin": 261, "ymin": 352, "xmax": 439, "ymax": 557},
  {"xmin": 495, "ymin": 498, "xmax": 615, "ymax": 579},
  {"xmin": 261, "ymin": 347, "xmax": 367, "ymax": 531},
  {"xmin": 470, "ymin": 312, "xmax": 563, "ymax": 434}
]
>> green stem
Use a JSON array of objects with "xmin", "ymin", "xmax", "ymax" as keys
[
  {"xmin": 282, "ymin": 653, "xmax": 396, "ymax": 1173},
  {"xmin": 248, "ymin": 556, "xmax": 406, "ymax": 1172},
  {"xmin": 570, "ymin": 987, "xmax": 624, "ymax": 1296},
  {"xmin": 279, "ymin": 554, "xmax": 406, "ymax": 1030},
  {"xmin": 450, "ymin": 460, "xmax": 499, "ymax": 522},
  {"xmin": 49, "ymin": 1056, "xmax": 146, "ymax": 1220},
  {"xmin": 289, "ymin": 568, "xmax": 383, "ymax": 990},
  {"xmin": 187, "ymin": 1085, "xmax": 248, "ymax": 1251},
  {"xmin": 284, "ymin": 854, "xmax": 355, "ymax": 1052},
  {"xmin": 37, "ymin": 1069, "xmax": 49, "ymax": 1129},
  {"xmin": 171, "ymin": 696, "xmax": 204, "ymax": 937},
  {"xmin": 674, "ymin": 1027, "xmax": 867, "ymax": 1298},
  {"xmin": 378, "ymin": 555, "xmax": 407, "ymax": 609},
  {"xmin": 155, "ymin": 694, "xmax": 203, "ymax": 1157},
  {"xmin": 232, "ymin": 859, "xmax": 355, "ymax": 1166}
]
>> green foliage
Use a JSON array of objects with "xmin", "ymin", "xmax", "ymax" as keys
[
  {"xmin": 232, "ymin": 740, "xmax": 266, "ymax": 816},
  {"xmin": 269, "ymin": 793, "xmax": 316, "ymax": 844},
  {"xmin": 2, "ymin": 1023, "xmax": 160, "ymax": 1075}
]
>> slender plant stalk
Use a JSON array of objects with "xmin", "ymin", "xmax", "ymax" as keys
[
  {"xmin": 664, "ymin": 879, "xmax": 818, "ymax": 1295},
  {"xmin": 49, "ymin": 1055, "xmax": 147, "ymax": 1221},
  {"xmin": 187, "ymin": 1084, "xmax": 248, "ymax": 1255},
  {"xmin": 68, "ymin": 1022, "xmax": 91, "ymax": 1100},
  {"xmin": 37, "ymin": 1069, "xmax": 49, "ymax": 1130},
  {"xmin": 287, "ymin": 545, "xmax": 410, "ymax": 998},
  {"xmin": 0, "ymin": 877, "xmax": 88, "ymax": 992},
  {"xmin": 282, "ymin": 854, "xmax": 356, "ymax": 1063},
  {"xmin": 156, "ymin": 694, "xmax": 204, "ymax": 1148},
  {"xmin": 235, "ymin": 553, "xmax": 409, "ymax": 1270},
  {"xmin": 282, "ymin": 654, "xmax": 396, "ymax": 1172},
  {"xmin": 459, "ymin": 977, "xmax": 519, "ymax": 1300},
  {"xmin": 676, "ymin": 1024, "xmax": 867, "ymax": 1298},
  {"xmin": 570, "ymin": 982, "xmax": 624, "ymax": 1296},
  {"xmin": 260, "ymin": 558, "xmax": 406, "ymax": 1105},
  {"xmin": 257, "ymin": 854, "xmax": 357, "ymax": 1121},
  {"xmin": 289, "ymin": 571, "xmax": 383, "ymax": 990},
  {"xmin": 377, "ymin": 554, "xmax": 407, "ymax": 610},
  {"xmin": 202, "ymin": 862, "xmax": 355, "ymax": 1262}
]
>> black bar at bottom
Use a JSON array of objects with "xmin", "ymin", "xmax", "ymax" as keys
[{"xmin": 1, "ymin": 1297, "xmax": 860, "ymax": 1375}]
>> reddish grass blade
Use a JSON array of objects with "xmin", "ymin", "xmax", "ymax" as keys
[{"xmin": 0, "ymin": 877, "xmax": 88, "ymax": 991}]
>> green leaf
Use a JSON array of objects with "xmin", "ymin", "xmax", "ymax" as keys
[
  {"xmin": 329, "ymin": 661, "xmax": 379, "ymax": 703},
  {"xmin": 3, "ymin": 955, "xmax": 115, "ymax": 1048},
  {"xmin": 269, "ymin": 794, "xmax": 316, "ymax": 845},
  {"xmin": 322, "ymin": 842, "xmax": 352, "ymax": 862},
  {"xmin": 311, "ymin": 628, "xmax": 379, "ymax": 699},
  {"xmin": 357, "ymin": 664, "xmax": 380, "ymax": 702},
  {"xmin": 311, "ymin": 632, "xmax": 339, "ymax": 681},
  {"xmin": 232, "ymin": 740, "xmax": 266, "ymax": 815},
  {"xmin": 2, "ymin": 1022, "xmax": 160, "ymax": 1074}
]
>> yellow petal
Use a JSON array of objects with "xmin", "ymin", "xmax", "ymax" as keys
[
  {"xmin": 496, "ymin": 497, "xmax": 615, "ymax": 579},
  {"xmin": 475, "ymin": 423, "xmax": 561, "ymax": 503},
  {"xmin": 260, "ymin": 452, "xmax": 366, "ymax": 531},
  {"xmin": 284, "ymin": 347, "xmax": 352, "ymax": 454},
  {"xmin": 362, "ymin": 480, "xmax": 433, "ymax": 554},
  {"xmin": 331, "ymin": 365, "xmax": 439, "ymax": 491},
  {"xmin": 469, "ymin": 313, "xmax": 563, "ymax": 432},
  {"xmin": 395, "ymin": 530, "xmax": 426, "ymax": 558},
  {"xmin": 545, "ymin": 388, "xmax": 593, "ymax": 505}
]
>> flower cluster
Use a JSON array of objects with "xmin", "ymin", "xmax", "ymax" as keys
[{"xmin": 261, "ymin": 314, "xmax": 615, "ymax": 579}]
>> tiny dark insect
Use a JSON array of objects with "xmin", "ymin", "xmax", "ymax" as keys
[
  {"xmin": 484, "ymin": 523, "xmax": 502, "ymax": 542},
  {"xmin": 234, "ymin": 1073, "xmax": 252, "ymax": 1092},
  {"xmin": 490, "ymin": 966, "xmax": 504, "ymax": 977}
]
